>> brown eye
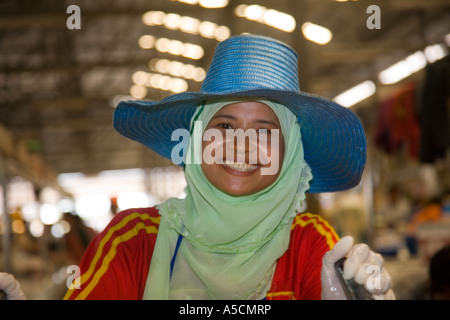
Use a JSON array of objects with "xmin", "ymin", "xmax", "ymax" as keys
[
  {"xmin": 218, "ymin": 123, "xmax": 232, "ymax": 130},
  {"xmin": 258, "ymin": 128, "xmax": 271, "ymax": 135}
]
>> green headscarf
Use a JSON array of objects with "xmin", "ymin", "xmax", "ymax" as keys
[{"xmin": 143, "ymin": 100, "xmax": 312, "ymax": 299}]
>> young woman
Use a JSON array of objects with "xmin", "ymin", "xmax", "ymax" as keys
[{"xmin": 63, "ymin": 35, "xmax": 394, "ymax": 300}]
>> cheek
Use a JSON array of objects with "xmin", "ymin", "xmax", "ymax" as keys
[
  {"xmin": 277, "ymin": 140, "xmax": 285, "ymax": 165},
  {"xmin": 202, "ymin": 132, "xmax": 225, "ymax": 164},
  {"xmin": 258, "ymin": 134, "xmax": 285, "ymax": 176},
  {"xmin": 202, "ymin": 140, "xmax": 214, "ymax": 164}
]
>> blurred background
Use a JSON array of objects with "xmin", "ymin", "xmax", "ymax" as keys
[{"xmin": 0, "ymin": 0, "xmax": 449, "ymax": 300}]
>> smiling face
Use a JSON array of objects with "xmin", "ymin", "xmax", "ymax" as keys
[{"xmin": 201, "ymin": 101, "xmax": 285, "ymax": 196}]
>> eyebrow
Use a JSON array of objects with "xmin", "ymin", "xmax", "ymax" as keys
[
  {"xmin": 256, "ymin": 119, "xmax": 279, "ymax": 127},
  {"xmin": 212, "ymin": 114, "xmax": 236, "ymax": 121},
  {"xmin": 211, "ymin": 114, "xmax": 280, "ymax": 127}
]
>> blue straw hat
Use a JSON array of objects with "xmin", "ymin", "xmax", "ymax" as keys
[{"xmin": 113, "ymin": 34, "xmax": 366, "ymax": 193}]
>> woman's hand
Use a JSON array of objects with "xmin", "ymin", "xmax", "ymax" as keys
[
  {"xmin": 0, "ymin": 272, "xmax": 26, "ymax": 300},
  {"xmin": 321, "ymin": 236, "xmax": 395, "ymax": 300}
]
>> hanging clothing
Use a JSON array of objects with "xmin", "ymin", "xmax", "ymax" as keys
[
  {"xmin": 374, "ymin": 82, "xmax": 421, "ymax": 159},
  {"xmin": 419, "ymin": 55, "xmax": 450, "ymax": 163},
  {"xmin": 63, "ymin": 206, "xmax": 339, "ymax": 300}
]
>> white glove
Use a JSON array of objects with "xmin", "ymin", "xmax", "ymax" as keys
[
  {"xmin": 321, "ymin": 236, "xmax": 395, "ymax": 300},
  {"xmin": 0, "ymin": 272, "xmax": 26, "ymax": 300}
]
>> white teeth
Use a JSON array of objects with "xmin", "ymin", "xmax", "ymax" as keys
[{"xmin": 223, "ymin": 160, "xmax": 258, "ymax": 172}]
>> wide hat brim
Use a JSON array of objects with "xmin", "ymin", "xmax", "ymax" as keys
[{"xmin": 114, "ymin": 88, "xmax": 367, "ymax": 193}]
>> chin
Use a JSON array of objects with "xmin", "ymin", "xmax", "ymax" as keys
[
  {"xmin": 220, "ymin": 185, "xmax": 259, "ymax": 197},
  {"xmin": 227, "ymin": 191, "xmax": 252, "ymax": 197}
]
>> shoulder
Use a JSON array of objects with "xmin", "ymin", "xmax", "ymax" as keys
[
  {"xmin": 290, "ymin": 212, "xmax": 339, "ymax": 250},
  {"xmin": 267, "ymin": 213, "xmax": 338, "ymax": 300},
  {"xmin": 105, "ymin": 206, "xmax": 161, "ymax": 234},
  {"xmin": 88, "ymin": 206, "xmax": 161, "ymax": 259},
  {"xmin": 111, "ymin": 206, "xmax": 161, "ymax": 223},
  {"xmin": 64, "ymin": 207, "xmax": 161, "ymax": 300}
]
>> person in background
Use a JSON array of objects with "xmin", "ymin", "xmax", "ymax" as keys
[
  {"xmin": 428, "ymin": 245, "xmax": 450, "ymax": 300},
  {"xmin": 406, "ymin": 195, "xmax": 444, "ymax": 255}
]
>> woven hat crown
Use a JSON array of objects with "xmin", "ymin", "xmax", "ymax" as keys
[{"xmin": 200, "ymin": 35, "xmax": 301, "ymax": 93}]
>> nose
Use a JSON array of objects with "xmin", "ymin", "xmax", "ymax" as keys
[{"xmin": 224, "ymin": 129, "xmax": 258, "ymax": 163}]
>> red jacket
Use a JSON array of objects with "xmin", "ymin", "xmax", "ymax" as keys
[{"xmin": 64, "ymin": 207, "xmax": 338, "ymax": 300}]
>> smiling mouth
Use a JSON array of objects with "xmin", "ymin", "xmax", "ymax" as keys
[{"xmin": 222, "ymin": 160, "xmax": 259, "ymax": 173}]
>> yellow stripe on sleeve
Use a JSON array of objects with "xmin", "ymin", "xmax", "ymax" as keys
[
  {"xmin": 75, "ymin": 223, "xmax": 158, "ymax": 300},
  {"xmin": 63, "ymin": 212, "xmax": 159, "ymax": 300},
  {"xmin": 265, "ymin": 291, "xmax": 295, "ymax": 300},
  {"xmin": 292, "ymin": 213, "xmax": 339, "ymax": 249}
]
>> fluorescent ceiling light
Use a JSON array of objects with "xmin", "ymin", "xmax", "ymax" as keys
[
  {"xmin": 333, "ymin": 80, "xmax": 376, "ymax": 107},
  {"xmin": 445, "ymin": 33, "xmax": 450, "ymax": 46},
  {"xmin": 138, "ymin": 35, "xmax": 156, "ymax": 49},
  {"xmin": 378, "ymin": 51, "xmax": 427, "ymax": 85},
  {"xmin": 199, "ymin": 0, "xmax": 228, "ymax": 8},
  {"xmin": 170, "ymin": 0, "xmax": 228, "ymax": 8},
  {"xmin": 149, "ymin": 37, "xmax": 203, "ymax": 60},
  {"xmin": 142, "ymin": 11, "xmax": 230, "ymax": 41},
  {"xmin": 234, "ymin": 4, "xmax": 296, "ymax": 32},
  {"xmin": 301, "ymin": 22, "xmax": 332, "ymax": 45},
  {"xmin": 424, "ymin": 43, "xmax": 448, "ymax": 63},
  {"xmin": 149, "ymin": 58, "xmax": 206, "ymax": 82},
  {"xmin": 129, "ymin": 85, "xmax": 147, "ymax": 99},
  {"xmin": 131, "ymin": 71, "xmax": 189, "ymax": 94},
  {"xmin": 264, "ymin": 9, "xmax": 296, "ymax": 33}
]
